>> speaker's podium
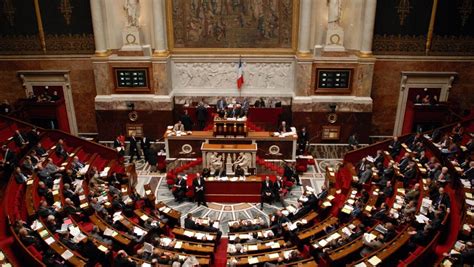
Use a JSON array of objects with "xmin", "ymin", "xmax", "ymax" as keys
[{"xmin": 213, "ymin": 116, "xmax": 248, "ymax": 137}]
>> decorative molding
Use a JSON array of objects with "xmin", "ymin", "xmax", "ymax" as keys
[
  {"xmin": 0, "ymin": 34, "xmax": 95, "ymax": 55},
  {"xmin": 292, "ymin": 96, "xmax": 373, "ymax": 112},
  {"xmin": 94, "ymin": 94, "xmax": 173, "ymax": 111}
]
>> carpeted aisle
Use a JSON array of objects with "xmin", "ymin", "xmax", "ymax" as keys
[{"xmin": 213, "ymin": 238, "xmax": 228, "ymax": 267}]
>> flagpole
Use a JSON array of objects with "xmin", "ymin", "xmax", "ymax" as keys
[{"xmin": 239, "ymin": 55, "xmax": 242, "ymax": 98}]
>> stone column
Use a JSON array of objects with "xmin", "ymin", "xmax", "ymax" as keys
[
  {"xmin": 152, "ymin": 0, "xmax": 168, "ymax": 55},
  {"xmin": 90, "ymin": 0, "xmax": 107, "ymax": 55},
  {"xmin": 297, "ymin": 0, "xmax": 312, "ymax": 56},
  {"xmin": 360, "ymin": 0, "xmax": 377, "ymax": 55}
]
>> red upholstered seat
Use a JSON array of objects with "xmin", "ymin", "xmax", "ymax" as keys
[
  {"xmin": 296, "ymin": 164, "xmax": 307, "ymax": 173},
  {"xmin": 27, "ymin": 245, "xmax": 43, "ymax": 261}
]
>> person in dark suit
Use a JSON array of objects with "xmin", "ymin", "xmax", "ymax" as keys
[
  {"xmin": 284, "ymin": 162, "xmax": 301, "ymax": 186},
  {"xmin": 1, "ymin": 145, "xmax": 16, "ymax": 174},
  {"xmin": 193, "ymin": 173, "xmax": 207, "ymax": 207},
  {"xmin": 26, "ymin": 128, "xmax": 40, "ymax": 147},
  {"xmin": 13, "ymin": 130, "xmax": 29, "ymax": 148},
  {"xmin": 260, "ymin": 176, "xmax": 274, "ymax": 209},
  {"xmin": 273, "ymin": 176, "xmax": 286, "ymax": 206},
  {"xmin": 278, "ymin": 121, "xmax": 290, "ymax": 133},
  {"xmin": 141, "ymin": 136, "xmax": 151, "ymax": 162},
  {"xmin": 464, "ymin": 161, "xmax": 474, "ymax": 181},
  {"xmin": 172, "ymin": 175, "xmax": 187, "ymax": 203},
  {"xmin": 359, "ymin": 166, "xmax": 372, "ymax": 184},
  {"xmin": 227, "ymin": 105, "xmax": 241, "ymax": 118},
  {"xmin": 401, "ymin": 161, "xmax": 417, "ymax": 187},
  {"xmin": 184, "ymin": 213, "xmax": 197, "ymax": 230},
  {"xmin": 216, "ymin": 97, "xmax": 227, "ymax": 112},
  {"xmin": 196, "ymin": 102, "xmax": 208, "ymax": 130},
  {"xmin": 373, "ymin": 150, "xmax": 384, "ymax": 166},
  {"xmin": 297, "ymin": 127, "xmax": 309, "ymax": 155},
  {"xmin": 114, "ymin": 135, "xmax": 126, "ymax": 156},
  {"xmin": 348, "ymin": 133, "xmax": 359, "ymax": 150},
  {"xmin": 180, "ymin": 110, "xmax": 193, "ymax": 131},
  {"xmin": 55, "ymin": 139, "xmax": 68, "ymax": 161},
  {"xmin": 388, "ymin": 136, "xmax": 402, "ymax": 158},
  {"xmin": 398, "ymin": 153, "xmax": 411, "ymax": 172},
  {"xmin": 128, "ymin": 132, "xmax": 140, "ymax": 161},
  {"xmin": 14, "ymin": 167, "xmax": 28, "ymax": 184},
  {"xmin": 433, "ymin": 187, "xmax": 451, "ymax": 212}
]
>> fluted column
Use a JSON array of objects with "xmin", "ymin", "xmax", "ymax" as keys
[
  {"xmin": 297, "ymin": 0, "xmax": 312, "ymax": 56},
  {"xmin": 90, "ymin": 0, "xmax": 107, "ymax": 55},
  {"xmin": 360, "ymin": 0, "xmax": 377, "ymax": 55},
  {"xmin": 152, "ymin": 0, "xmax": 168, "ymax": 55}
]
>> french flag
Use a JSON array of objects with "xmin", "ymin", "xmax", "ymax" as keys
[{"xmin": 237, "ymin": 58, "xmax": 244, "ymax": 90}]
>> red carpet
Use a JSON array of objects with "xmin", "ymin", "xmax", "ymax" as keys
[{"xmin": 213, "ymin": 238, "xmax": 228, "ymax": 267}]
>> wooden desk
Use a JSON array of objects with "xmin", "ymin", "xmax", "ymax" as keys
[
  {"xmin": 156, "ymin": 202, "xmax": 181, "ymax": 224},
  {"xmin": 297, "ymin": 216, "xmax": 338, "ymax": 241},
  {"xmin": 89, "ymin": 214, "xmax": 132, "ymax": 246},
  {"xmin": 213, "ymin": 117, "xmax": 248, "ymax": 137},
  {"xmin": 204, "ymin": 176, "xmax": 262, "ymax": 203},
  {"xmin": 164, "ymin": 130, "xmax": 296, "ymax": 160},
  {"xmin": 35, "ymin": 222, "xmax": 87, "ymax": 266},
  {"xmin": 172, "ymin": 227, "xmax": 217, "ymax": 244}
]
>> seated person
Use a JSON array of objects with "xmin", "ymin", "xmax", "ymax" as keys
[
  {"xmin": 173, "ymin": 120, "xmax": 185, "ymax": 132},
  {"xmin": 172, "ymin": 175, "xmax": 187, "ymax": 203},
  {"xmin": 388, "ymin": 136, "xmax": 402, "ymax": 158},
  {"xmin": 13, "ymin": 129, "xmax": 29, "ymax": 148},
  {"xmin": 360, "ymin": 233, "xmax": 385, "ymax": 257},
  {"xmin": 278, "ymin": 121, "xmax": 290, "ymax": 133},
  {"xmin": 55, "ymin": 139, "xmax": 68, "ymax": 160}
]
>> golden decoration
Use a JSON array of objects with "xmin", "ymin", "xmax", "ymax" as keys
[
  {"xmin": 33, "ymin": 0, "xmax": 46, "ymax": 53},
  {"xmin": 397, "ymin": 0, "xmax": 412, "ymax": 26},
  {"xmin": 58, "ymin": 0, "xmax": 74, "ymax": 26},
  {"xmin": 458, "ymin": 0, "xmax": 473, "ymax": 27},
  {"xmin": 425, "ymin": 0, "xmax": 439, "ymax": 54},
  {"xmin": 2, "ymin": 0, "xmax": 15, "ymax": 27}
]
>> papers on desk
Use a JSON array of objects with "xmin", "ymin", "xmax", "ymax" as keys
[
  {"xmin": 393, "ymin": 203, "xmax": 402, "ymax": 210},
  {"xmin": 247, "ymin": 245, "xmax": 258, "ymax": 251},
  {"xmin": 354, "ymin": 263, "xmax": 367, "ymax": 267},
  {"xmin": 466, "ymin": 199, "xmax": 474, "ymax": 206},
  {"xmin": 103, "ymin": 227, "xmax": 117, "ymax": 237},
  {"xmin": 161, "ymin": 237, "xmax": 172, "ymax": 247},
  {"xmin": 341, "ymin": 205, "xmax": 354, "ymax": 214},
  {"xmin": 31, "ymin": 220, "xmax": 43, "ymax": 231},
  {"xmin": 322, "ymin": 201, "xmax": 332, "ymax": 207},
  {"xmin": 133, "ymin": 226, "xmax": 147, "ymax": 236},
  {"xmin": 142, "ymin": 263, "xmax": 152, "ymax": 267},
  {"xmin": 286, "ymin": 205, "xmax": 297, "ymax": 214},
  {"xmin": 39, "ymin": 230, "xmax": 49, "ymax": 238},
  {"xmin": 195, "ymin": 233, "xmax": 205, "ymax": 240},
  {"xmin": 283, "ymin": 250, "xmax": 293, "ymax": 259},
  {"xmin": 248, "ymin": 257, "xmax": 259, "ymax": 265},
  {"xmin": 61, "ymin": 250, "xmax": 74, "ymax": 260},
  {"xmin": 229, "ymin": 235, "xmax": 236, "ymax": 241},
  {"xmin": 327, "ymin": 195, "xmax": 335, "ymax": 201},
  {"xmin": 140, "ymin": 214, "xmax": 149, "ymax": 221},
  {"xmin": 420, "ymin": 198, "xmax": 433, "ymax": 215},
  {"xmin": 268, "ymin": 253, "xmax": 279, "ymax": 259},
  {"xmin": 98, "ymin": 245, "xmax": 108, "ymax": 253},
  {"xmin": 282, "ymin": 210, "xmax": 290, "ymax": 217},
  {"xmin": 347, "ymin": 199, "xmax": 355, "ymax": 205},
  {"xmin": 342, "ymin": 227, "xmax": 352, "ymax": 236},
  {"xmin": 415, "ymin": 214, "xmax": 430, "ymax": 224},
  {"xmin": 318, "ymin": 239, "xmax": 328, "ymax": 247},
  {"xmin": 183, "ymin": 230, "xmax": 194, "ymax": 237},
  {"xmin": 363, "ymin": 233, "xmax": 377, "ymax": 243},
  {"xmin": 328, "ymin": 232, "xmax": 341, "ymax": 242},
  {"xmin": 174, "ymin": 241, "xmax": 183, "ymax": 249},
  {"xmin": 45, "ymin": 236, "xmax": 55, "ymax": 245},
  {"xmin": 368, "ymin": 255, "xmax": 382, "ymax": 266},
  {"xmin": 365, "ymin": 205, "xmax": 373, "ymax": 212}
]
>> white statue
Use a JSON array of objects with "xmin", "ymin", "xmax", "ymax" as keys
[
  {"xmin": 327, "ymin": 0, "xmax": 342, "ymax": 28},
  {"xmin": 233, "ymin": 152, "xmax": 250, "ymax": 170},
  {"xmin": 210, "ymin": 152, "xmax": 223, "ymax": 173},
  {"xmin": 124, "ymin": 0, "xmax": 140, "ymax": 27}
]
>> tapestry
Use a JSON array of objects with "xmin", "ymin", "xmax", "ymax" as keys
[{"xmin": 170, "ymin": 0, "xmax": 295, "ymax": 49}]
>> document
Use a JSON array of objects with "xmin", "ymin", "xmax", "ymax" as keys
[
  {"xmin": 248, "ymin": 258, "xmax": 259, "ymax": 265},
  {"xmin": 368, "ymin": 255, "xmax": 382, "ymax": 266},
  {"xmin": 61, "ymin": 250, "xmax": 74, "ymax": 260}
]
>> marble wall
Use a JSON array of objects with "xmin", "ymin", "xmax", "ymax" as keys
[
  {"xmin": 371, "ymin": 59, "xmax": 474, "ymax": 135},
  {"xmin": 0, "ymin": 57, "xmax": 97, "ymax": 133}
]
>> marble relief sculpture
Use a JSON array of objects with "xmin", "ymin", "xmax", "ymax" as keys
[{"xmin": 327, "ymin": 0, "xmax": 342, "ymax": 29}]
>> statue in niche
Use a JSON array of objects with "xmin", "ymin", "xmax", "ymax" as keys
[
  {"xmin": 327, "ymin": 0, "xmax": 342, "ymax": 29},
  {"xmin": 124, "ymin": 0, "xmax": 140, "ymax": 27}
]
